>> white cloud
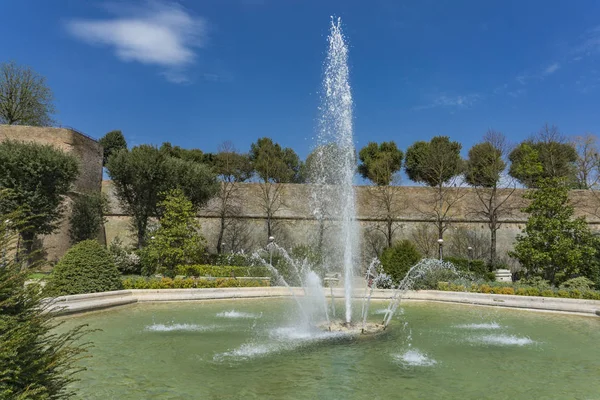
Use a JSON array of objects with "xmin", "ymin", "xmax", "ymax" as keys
[
  {"xmin": 414, "ymin": 93, "xmax": 481, "ymax": 110},
  {"xmin": 542, "ymin": 62, "xmax": 560, "ymax": 76},
  {"xmin": 66, "ymin": 1, "xmax": 206, "ymax": 83}
]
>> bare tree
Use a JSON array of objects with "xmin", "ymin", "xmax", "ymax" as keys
[
  {"xmin": 211, "ymin": 141, "xmax": 253, "ymax": 253},
  {"xmin": 366, "ymin": 178, "xmax": 406, "ymax": 248},
  {"xmin": 0, "ymin": 61, "xmax": 56, "ymax": 126},
  {"xmin": 410, "ymin": 222, "xmax": 437, "ymax": 258},
  {"xmin": 573, "ymin": 134, "xmax": 600, "ymax": 190}
]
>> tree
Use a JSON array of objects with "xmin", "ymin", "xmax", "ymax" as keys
[
  {"xmin": 159, "ymin": 142, "xmax": 207, "ymax": 164},
  {"xmin": 69, "ymin": 192, "xmax": 107, "ymax": 244},
  {"xmin": 211, "ymin": 141, "xmax": 253, "ymax": 253},
  {"xmin": 98, "ymin": 130, "xmax": 127, "ymax": 166},
  {"xmin": 0, "ymin": 141, "xmax": 79, "ymax": 258},
  {"xmin": 405, "ymin": 136, "xmax": 465, "ymax": 241},
  {"xmin": 358, "ymin": 141, "xmax": 405, "ymax": 247},
  {"xmin": 0, "ymin": 61, "xmax": 56, "ymax": 126},
  {"xmin": 573, "ymin": 134, "xmax": 600, "ymax": 190},
  {"xmin": 508, "ymin": 124, "xmax": 578, "ymax": 188},
  {"xmin": 510, "ymin": 178, "xmax": 598, "ymax": 285},
  {"xmin": 106, "ymin": 145, "xmax": 218, "ymax": 248},
  {"xmin": 140, "ymin": 189, "xmax": 206, "ymax": 277},
  {"xmin": 249, "ymin": 137, "xmax": 301, "ymax": 239},
  {"xmin": 0, "ymin": 216, "xmax": 89, "ymax": 399},
  {"xmin": 465, "ymin": 131, "xmax": 518, "ymax": 266}
]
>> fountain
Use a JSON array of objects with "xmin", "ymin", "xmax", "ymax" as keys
[{"xmin": 252, "ymin": 18, "xmax": 459, "ymax": 337}]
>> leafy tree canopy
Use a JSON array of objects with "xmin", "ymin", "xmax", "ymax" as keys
[
  {"xmin": 508, "ymin": 125, "xmax": 578, "ymax": 188},
  {"xmin": 465, "ymin": 142, "xmax": 506, "ymax": 187},
  {"xmin": 0, "ymin": 140, "xmax": 78, "ymax": 255},
  {"xmin": 404, "ymin": 136, "xmax": 463, "ymax": 187},
  {"xmin": 106, "ymin": 145, "xmax": 218, "ymax": 247},
  {"xmin": 99, "ymin": 130, "xmax": 127, "ymax": 166},
  {"xmin": 358, "ymin": 141, "xmax": 403, "ymax": 186},
  {"xmin": 249, "ymin": 137, "xmax": 302, "ymax": 183},
  {"xmin": 0, "ymin": 61, "xmax": 56, "ymax": 126}
]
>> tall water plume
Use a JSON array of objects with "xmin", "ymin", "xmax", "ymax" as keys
[{"xmin": 311, "ymin": 17, "xmax": 358, "ymax": 323}]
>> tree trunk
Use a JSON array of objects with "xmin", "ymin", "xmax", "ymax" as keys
[
  {"xmin": 19, "ymin": 231, "xmax": 35, "ymax": 268},
  {"xmin": 490, "ymin": 228, "xmax": 497, "ymax": 267},
  {"xmin": 387, "ymin": 217, "xmax": 393, "ymax": 248},
  {"xmin": 216, "ymin": 215, "xmax": 225, "ymax": 254}
]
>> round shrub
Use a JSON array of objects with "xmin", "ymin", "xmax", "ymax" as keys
[
  {"xmin": 559, "ymin": 277, "xmax": 595, "ymax": 292},
  {"xmin": 380, "ymin": 240, "xmax": 422, "ymax": 283},
  {"xmin": 48, "ymin": 240, "xmax": 122, "ymax": 296}
]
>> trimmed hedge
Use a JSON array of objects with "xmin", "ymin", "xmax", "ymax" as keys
[
  {"xmin": 175, "ymin": 264, "xmax": 271, "ymax": 278},
  {"xmin": 122, "ymin": 276, "xmax": 270, "ymax": 289},
  {"xmin": 436, "ymin": 281, "xmax": 600, "ymax": 300},
  {"xmin": 47, "ymin": 240, "xmax": 122, "ymax": 296}
]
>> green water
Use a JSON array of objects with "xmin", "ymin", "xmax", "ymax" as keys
[{"xmin": 60, "ymin": 299, "xmax": 600, "ymax": 399}]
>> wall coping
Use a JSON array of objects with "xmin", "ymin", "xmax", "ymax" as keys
[{"xmin": 49, "ymin": 288, "xmax": 600, "ymax": 317}]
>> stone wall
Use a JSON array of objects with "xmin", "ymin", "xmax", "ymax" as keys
[
  {"xmin": 103, "ymin": 181, "xmax": 600, "ymax": 266},
  {"xmin": 0, "ymin": 125, "xmax": 104, "ymax": 261}
]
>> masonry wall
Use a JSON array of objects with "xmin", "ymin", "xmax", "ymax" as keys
[
  {"xmin": 0, "ymin": 125, "xmax": 104, "ymax": 261},
  {"xmin": 103, "ymin": 181, "xmax": 600, "ymax": 268}
]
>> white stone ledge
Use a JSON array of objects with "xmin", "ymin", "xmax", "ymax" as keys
[{"xmin": 49, "ymin": 288, "xmax": 600, "ymax": 317}]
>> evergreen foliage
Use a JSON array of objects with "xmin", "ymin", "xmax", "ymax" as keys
[
  {"xmin": 69, "ymin": 193, "xmax": 107, "ymax": 244},
  {"xmin": 0, "ymin": 141, "xmax": 78, "ymax": 256},
  {"xmin": 98, "ymin": 130, "xmax": 127, "ymax": 166},
  {"xmin": 510, "ymin": 178, "xmax": 598, "ymax": 285},
  {"xmin": 357, "ymin": 141, "xmax": 403, "ymax": 186},
  {"xmin": 379, "ymin": 240, "xmax": 422, "ymax": 283},
  {"xmin": 48, "ymin": 240, "xmax": 122, "ymax": 296},
  {"xmin": 139, "ymin": 189, "xmax": 206, "ymax": 278},
  {"xmin": 0, "ymin": 217, "xmax": 89, "ymax": 399}
]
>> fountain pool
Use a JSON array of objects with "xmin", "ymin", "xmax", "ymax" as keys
[{"xmin": 60, "ymin": 299, "xmax": 600, "ymax": 399}]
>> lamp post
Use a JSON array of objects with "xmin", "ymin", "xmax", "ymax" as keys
[
  {"xmin": 268, "ymin": 236, "xmax": 275, "ymax": 266},
  {"xmin": 467, "ymin": 246, "xmax": 473, "ymax": 272},
  {"xmin": 437, "ymin": 238, "xmax": 444, "ymax": 261}
]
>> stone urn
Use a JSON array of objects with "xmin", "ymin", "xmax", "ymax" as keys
[{"xmin": 494, "ymin": 269, "xmax": 512, "ymax": 282}]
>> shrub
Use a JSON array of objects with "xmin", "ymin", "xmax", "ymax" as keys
[
  {"xmin": 526, "ymin": 287, "xmax": 541, "ymax": 297},
  {"xmin": 519, "ymin": 276, "xmax": 552, "ymax": 291},
  {"xmin": 380, "ymin": 240, "xmax": 422, "ymax": 283},
  {"xmin": 437, "ymin": 282, "xmax": 450, "ymax": 291},
  {"xmin": 515, "ymin": 288, "xmax": 527, "ymax": 296},
  {"xmin": 569, "ymin": 289, "xmax": 582, "ymax": 299},
  {"xmin": 47, "ymin": 240, "xmax": 122, "ymax": 295},
  {"xmin": 109, "ymin": 237, "xmax": 141, "ymax": 274},
  {"xmin": 557, "ymin": 290, "xmax": 570, "ymax": 298},
  {"xmin": 559, "ymin": 277, "xmax": 595, "ymax": 292},
  {"xmin": 444, "ymin": 257, "xmax": 489, "ymax": 280},
  {"xmin": 176, "ymin": 264, "xmax": 271, "ymax": 278},
  {"xmin": 540, "ymin": 289, "xmax": 555, "ymax": 297},
  {"xmin": 479, "ymin": 284, "xmax": 492, "ymax": 294},
  {"xmin": 121, "ymin": 276, "xmax": 270, "ymax": 289}
]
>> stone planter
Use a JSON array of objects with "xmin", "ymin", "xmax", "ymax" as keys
[{"xmin": 494, "ymin": 269, "xmax": 512, "ymax": 282}]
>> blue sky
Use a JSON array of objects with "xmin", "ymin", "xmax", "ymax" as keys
[{"xmin": 2, "ymin": 0, "xmax": 600, "ymax": 161}]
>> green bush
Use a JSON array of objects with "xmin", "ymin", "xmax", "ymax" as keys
[
  {"xmin": 121, "ymin": 276, "xmax": 270, "ymax": 289},
  {"xmin": 444, "ymin": 257, "xmax": 490, "ymax": 280},
  {"xmin": 109, "ymin": 237, "xmax": 141, "ymax": 274},
  {"xmin": 69, "ymin": 192, "xmax": 107, "ymax": 244},
  {"xmin": 175, "ymin": 264, "xmax": 271, "ymax": 278},
  {"xmin": 559, "ymin": 277, "xmax": 595, "ymax": 292},
  {"xmin": 47, "ymin": 240, "xmax": 123, "ymax": 295},
  {"xmin": 380, "ymin": 240, "xmax": 422, "ymax": 283},
  {"xmin": 518, "ymin": 276, "xmax": 552, "ymax": 291}
]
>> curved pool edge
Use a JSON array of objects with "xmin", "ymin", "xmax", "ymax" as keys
[{"xmin": 48, "ymin": 287, "xmax": 600, "ymax": 317}]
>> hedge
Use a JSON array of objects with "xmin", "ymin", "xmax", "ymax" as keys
[
  {"xmin": 436, "ymin": 281, "xmax": 600, "ymax": 300},
  {"xmin": 175, "ymin": 264, "xmax": 271, "ymax": 278},
  {"xmin": 122, "ymin": 276, "xmax": 270, "ymax": 289}
]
